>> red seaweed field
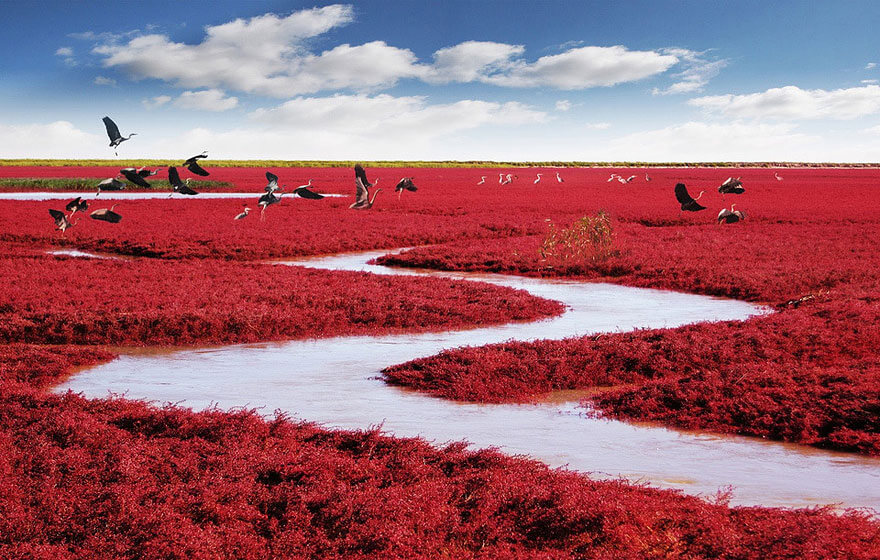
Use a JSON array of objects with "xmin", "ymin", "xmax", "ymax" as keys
[{"xmin": 2, "ymin": 165, "xmax": 880, "ymax": 557}]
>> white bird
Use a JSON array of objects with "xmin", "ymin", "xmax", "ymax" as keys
[
  {"xmin": 718, "ymin": 203, "xmax": 745, "ymax": 224},
  {"xmin": 645, "ymin": 172, "xmax": 651, "ymax": 182},
  {"xmin": 477, "ymin": 176, "xmax": 486, "ymax": 185},
  {"xmin": 775, "ymin": 172, "xmax": 783, "ymax": 181},
  {"xmin": 556, "ymin": 172, "xmax": 564, "ymax": 183},
  {"xmin": 498, "ymin": 173, "xmax": 504, "ymax": 184},
  {"xmin": 617, "ymin": 176, "xmax": 627, "ymax": 184},
  {"xmin": 234, "ymin": 206, "xmax": 250, "ymax": 220},
  {"xmin": 500, "ymin": 173, "xmax": 514, "ymax": 185},
  {"xmin": 607, "ymin": 173, "xmax": 619, "ymax": 182},
  {"xmin": 534, "ymin": 173, "xmax": 542, "ymax": 184},
  {"xmin": 625, "ymin": 175, "xmax": 637, "ymax": 183}
]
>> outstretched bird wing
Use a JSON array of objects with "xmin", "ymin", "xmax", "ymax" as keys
[
  {"xmin": 48, "ymin": 208, "xmax": 66, "ymax": 225},
  {"xmin": 102, "ymin": 116, "xmax": 121, "ymax": 142},
  {"xmin": 183, "ymin": 152, "xmax": 208, "ymax": 165},
  {"xmin": 185, "ymin": 161, "xmax": 210, "ymax": 176},
  {"xmin": 674, "ymin": 183, "xmax": 696, "ymax": 205},
  {"xmin": 65, "ymin": 197, "xmax": 82, "ymax": 212},
  {"xmin": 354, "ymin": 177, "xmax": 369, "ymax": 205},
  {"xmin": 354, "ymin": 164, "xmax": 371, "ymax": 188},
  {"xmin": 294, "ymin": 187, "xmax": 324, "ymax": 199},
  {"xmin": 168, "ymin": 166, "xmax": 183, "ymax": 189},
  {"xmin": 395, "ymin": 178, "xmax": 417, "ymax": 192},
  {"xmin": 121, "ymin": 169, "xmax": 151, "ymax": 188},
  {"xmin": 265, "ymin": 172, "xmax": 279, "ymax": 192}
]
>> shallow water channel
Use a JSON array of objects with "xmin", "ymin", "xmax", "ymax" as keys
[{"xmin": 55, "ymin": 249, "xmax": 880, "ymax": 511}]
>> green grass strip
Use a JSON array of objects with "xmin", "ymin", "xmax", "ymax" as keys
[{"xmin": 0, "ymin": 178, "xmax": 233, "ymax": 191}]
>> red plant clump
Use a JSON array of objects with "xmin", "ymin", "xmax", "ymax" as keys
[
  {"xmin": 0, "ymin": 247, "xmax": 561, "ymax": 346},
  {"xmin": 1, "ymin": 347, "xmax": 878, "ymax": 558}
]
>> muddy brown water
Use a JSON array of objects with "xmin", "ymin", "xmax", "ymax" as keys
[{"xmin": 54, "ymin": 249, "xmax": 880, "ymax": 511}]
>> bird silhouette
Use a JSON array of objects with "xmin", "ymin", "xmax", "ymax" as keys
[
  {"xmin": 102, "ymin": 116, "xmax": 136, "ymax": 155},
  {"xmin": 168, "ymin": 166, "xmax": 199, "ymax": 196},
  {"xmin": 96, "ymin": 175, "xmax": 126, "ymax": 196},
  {"xmin": 49, "ymin": 208, "xmax": 76, "ymax": 235},
  {"xmin": 294, "ymin": 179, "xmax": 324, "ymax": 199},
  {"xmin": 351, "ymin": 164, "xmax": 381, "ymax": 209},
  {"xmin": 719, "ymin": 177, "xmax": 744, "ymax": 195},
  {"xmin": 90, "ymin": 205, "xmax": 122, "ymax": 223},
  {"xmin": 717, "ymin": 204, "xmax": 745, "ymax": 224},
  {"xmin": 120, "ymin": 168, "xmax": 151, "ymax": 188},
  {"xmin": 65, "ymin": 196, "xmax": 88, "ymax": 216},
  {"xmin": 394, "ymin": 177, "xmax": 417, "ymax": 199},
  {"xmin": 183, "ymin": 152, "xmax": 210, "ymax": 176},
  {"xmin": 675, "ymin": 182, "xmax": 706, "ymax": 212}
]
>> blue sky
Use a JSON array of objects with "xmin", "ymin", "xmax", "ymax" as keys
[{"xmin": 2, "ymin": 1, "xmax": 879, "ymax": 161}]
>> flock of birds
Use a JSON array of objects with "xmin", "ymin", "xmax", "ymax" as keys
[
  {"xmin": 48, "ymin": 115, "xmax": 769, "ymax": 234},
  {"xmin": 48, "ymin": 117, "xmax": 421, "ymax": 233}
]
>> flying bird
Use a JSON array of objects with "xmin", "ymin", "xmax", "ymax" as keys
[
  {"xmin": 65, "ymin": 196, "xmax": 88, "ymax": 216},
  {"xmin": 350, "ymin": 164, "xmax": 381, "ymax": 209},
  {"xmin": 136, "ymin": 166, "xmax": 158, "ymax": 178},
  {"xmin": 258, "ymin": 191, "xmax": 283, "ymax": 219},
  {"xmin": 183, "ymin": 152, "xmax": 210, "ymax": 176},
  {"xmin": 90, "ymin": 205, "xmax": 122, "ymax": 223},
  {"xmin": 234, "ymin": 206, "xmax": 250, "ymax": 220},
  {"xmin": 718, "ymin": 204, "xmax": 745, "ymax": 224},
  {"xmin": 394, "ymin": 177, "xmax": 417, "ymax": 199},
  {"xmin": 675, "ymin": 182, "xmax": 706, "ymax": 212},
  {"xmin": 477, "ymin": 176, "xmax": 486, "ymax": 185},
  {"xmin": 265, "ymin": 171, "xmax": 282, "ymax": 193},
  {"xmin": 168, "ymin": 166, "xmax": 199, "ymax": 196},
  {"xmin": 556, "ymin": 172, "xmax": 564, "ymax": 183},
  {"xmin": 120, "ymin": 168, "xmax": 152, "ymax": 188},
  {"xmin": 49, "ymin": 209, "xmax": 75, "ymax": 235},
  {"xmin": 354, "ymin": 164, "xmax": 378, "ymax": 188},
  {"xmin": 775, "ymin": 172, "xmax": 783, "ymax": 181},
  {"xmin": 718, "ymin": 177, "xmax": 745, "ymax": 195},
  {"xmin": 534, "ymin": 173, "xmax": 542, "ymax": 184},
  {"xmin": 294, "ymin": 179, "xmax": 324, "ymax": 199},
  {"xmin": 102, "ymin": 116, "xmax": 136, "ymax": 155},
  {"xmin": 96, "ymin": 175, "xmax": 125, "ymax": 196}
]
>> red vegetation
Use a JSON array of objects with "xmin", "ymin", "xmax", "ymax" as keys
[
  {"xmin": 1, "ymin": 347, "xmax": 878, "ymax": 559},
  {"xmin": 3, "ymin": 166, "xmax": 880, "ymax": 555},
  {"xmin": 0, "ymin": 246, "xmax": 561, "ymax": 346}
]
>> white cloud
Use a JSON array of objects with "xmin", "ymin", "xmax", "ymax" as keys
[
  {"xmin": 425, "ymin": 41, "xmax": 523, "ymax": 83},
  {"xmin": 55, "ymin": 46, "xmax": 76, "ymax": 66},
  {"xmin": 0, "ymin": 121, "xmax": 103, "ymax": 158},
  {"xmin": 866, "ymin": 62, "xmax": 877, "ymax": 70},
  {"xmin": 864, "ymin": 124, "xmax": 880, "ymax": 134},
  {"xmin": 652, "ymin": 48, "xmax": 726, "ymax": 95},
  {"xmin": 555, "ymin": 100, "xmax": 572, "ymax": 111},
  {"xmin": 585, "ymin": 122, "xmax": 610, "ymax": 130},
  {"xmin": 250, "ymin": 93, "xmax": 545, "ymax": 135},
  {"xmin": 862, "ymin": 79, "xmax": 878, "ymax": 84},
  {"xmin": 482, "ymin": 45, "xmax": 677, "ymax": 89},
  {"xmin": 174, "ymin": 89, "xmax": 239, "ymax": 111},
  {"xmin": 94, "ymin": 5, "xmax": 358, "ymax": 96},
  {"xmin": 690, "ymin": 85, "xmax": 880, "ymax": 120},
  {"xmin": 606, "ymin": 121, "xmax": 816, "ymax": 161},
  {"xmin": 142, "ymin": 95, "xmax": 172, "ymax": 109},
  {"xmin": 93, "ymin": 76, "xmax": 116, "ymax": 86},
  {"xmin": 92, "ymin": 7, "xmax": 681, "ymax": 96}
]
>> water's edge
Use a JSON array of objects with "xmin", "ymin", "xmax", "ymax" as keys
[{"xmin": 55, "ymin": 248, "xmax": 880, "ymax": 511}]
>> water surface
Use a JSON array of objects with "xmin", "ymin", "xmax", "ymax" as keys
[{"xmin": 56, "ymin": 249, "xmax": 880, "ymax": 510}]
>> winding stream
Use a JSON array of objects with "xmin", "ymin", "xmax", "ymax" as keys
[{"xmin": 55, "ymin": 249, "xmax": 880, "ymax": 511}]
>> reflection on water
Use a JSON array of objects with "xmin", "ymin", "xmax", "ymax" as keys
[{"xmin": 55, "ymin": 249, "xmax": 880, "ymax": 511}]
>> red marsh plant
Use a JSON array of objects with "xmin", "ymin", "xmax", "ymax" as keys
[{"xmin": 0, "ymin": 345, "xmax": 878, "ymax": 559}]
